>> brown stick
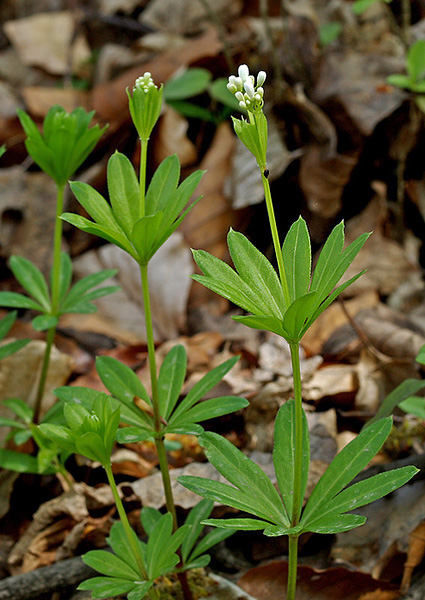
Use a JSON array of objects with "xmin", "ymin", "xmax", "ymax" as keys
[{"xmin": 0, "ymin": 555, "xmax": 95, "ymax": 600}]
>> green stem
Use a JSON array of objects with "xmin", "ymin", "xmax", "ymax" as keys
[
  {"xmin": 261, "ymin": 173, "xmax": 291, "ymax": 307},
  {"xmin": 33, "ymin": 184, "xmax": 65, "ymax": 424},
  {"xmin": 105, "ymin": 465, "xmax": 154, "ymax": 593},
  {"xmin": 139, "ymin": 138, "xmax": 148, "ymax": 218},
  {"xmin": 33, "ymin": 322, "xmax": 55, "ymax": 424},
  {"xmin": 287, "ymin": 342, "xmax": 304, "ymax": 600},
  {"xmin": 287, "ymin": 535, "xmax": 299, "ymax": 600}
]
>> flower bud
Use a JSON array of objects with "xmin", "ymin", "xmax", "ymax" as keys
[
  {"xmin": 244, "ymin": 81, "xmax": 255, "ymax": 98},
  {"xmin": 257, "ymin": 71, "xmax": 267, "ymax": 86},
  {"xmin": 127, "ymin": 72, "xmax": 163, "ymax": 141},
  {"xmin": 238, "ymin": 64, "xmax": 250, "ymax": 82}
]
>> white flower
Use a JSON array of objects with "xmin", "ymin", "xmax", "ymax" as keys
[
  {"xmin": 238, "ymin": 64, "xmax": 250, "ymax": 82},
  {"xmin": 257, "ymin": 71, "xmax": 266, "ymax": 86},
  {"xmin": 244, "ymin": 81, "xmax": 255, "ymax": 98}
]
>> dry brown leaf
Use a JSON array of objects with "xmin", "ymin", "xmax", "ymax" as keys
[
  {"xmin": 239, "ymin": 561, "xmax": 399, "ymax": 600},
  {"xmin": 182, "ymin": 122, "xmax": 235, "ymax": 308},
  {"xmin": 0, "ymin": 169, "xmax": 58, "ymax": 272},
  {"xmin": 299, "ymin": 145, "xmax": 359, "ymax": 220},
  {"xmin": 21, "ymin": 87, "xmax": 90, "ymax": 117},
  {"xmin": 400, "ymin": 522, "xmax": 425, "ymax": 594},
  {"xmin": 4, "ymin": 11, "xmax": 90, "ymax": 76},
  {"xmin": 153, "ymin": 104, "xmax": 197, "ymax": 167},
  {"xmin": 303, "ymin": 363, "xmax": 358, "ymax": 406},
  {"xmin": 71, "ymin": 233, "xmax": 192, "ymax": 343},
  {"xmin": 0, "ymin": 341, "xmax": 73, "ymax": 442}
]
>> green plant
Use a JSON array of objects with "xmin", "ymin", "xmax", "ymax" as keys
[
  {"xmin": 38, "ymin": 72, "xmax": 248, "ymax": 600},
  {"xmin": 163, "ymin": 67, "xmax": 242, "ymax": 124},
  {"xmin": 352, "ymin": 0, "xmax": 392, "ymax": 15},
  {"xmin": 387, "ymin": 39, "xmax": 425, "ymax": 112},
  {"xmin": 0, "ymin": 310, "xmax": 29, "ymax": 361},
  {"xmin": 0, "ymin": 106, "xmax": 115, "ymax": 425},
  {"xmin": 367, "ymin": 344, "xmax": 425, "ymax": 423},
  {"xmin": 176, "ymin": 64, "xmax": 419, "ymax": 600}
]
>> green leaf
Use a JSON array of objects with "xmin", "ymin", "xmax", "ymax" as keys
[
  {"xmin": 228, "ymin": 229, "xmax": 285, "ymax": 317},
  {"xmin": 187, "ymin": 527, "xmax": 234, "ymax": 561},
  {"xmin": 61, "ymin": 212, "xmax": 137, "ymax": 258},
  {"xmin": 82, "ymin": 550, "xmax": 140, "ymax": 580},
  {"xmin": 69, "ymin": 181, "xmax": 124, "ymax": 235},
  {"xmin": 319, "ymin": 21, "xmax": 342, "ymax": 46},
  {"xmin": 9, "ymin": 256, "xmax": 50, "ymax": 311},
  {"xmin": 201, "ymin": 518, "xmax": 269, "ymax": 531},
  {"xmin": 146, "ymin": 513, "xmax": 183, "ymax": 579},
  {"xmin": 171, "ymin": 356, "xmax": 239, "ymax": 421},
  {"xmin": 38, "ymin": 423, "xmax": 76, "ymax": 453},
  {"xmin": 127, "ymin": 582, "xmax": 154, "ymax": 600},
  {"xmin": 197, "ymin": 432, "xmax": 288, "ymax": 526},
  {"xmin": 181, "ymin": 499, "xmax": 213, "ymax": 562},
  {"xmin": 78, "ymin": 577, "xmax": 137, "ymax": 599},
  {"xmin": 164, "ymin": 68, "xmax": 212, "ymax": 101},
  {"xmin": 192, "ymin": 250, "xmax": 265, "ymax": 317},
  {"xmin": 232, "ymin": 314, "xmax": 287, "ymax": 337},
  {"xmin": 158, "ymin": 345, "xmax": 187, "ymax": 420},
  {"xmin": 282, "ymin": 217, "xmax": 311, "ymax": 302},
  {"xmin": 176, "ymin": 396, "xmax": 249, "ymax": 425},
  {"xmin": 0, "ymin": 417, "xmax": 27, "ymax": 429},
  {"xmin": 178, "ymin": 476, "xmax": 277, "ymax": 523},
  {"xmin": 399, "ymin": 396, "xmax": 425, "ymax": 419},
  {"xmin": 231, "ymin": 114, "xmax": 267, "ymax": 168},
  {"xmin": 301, "ymin": 418, "xmax": 393, "ymax": 525},
  {"xmin": 0, "ymin": 292, "xmax": 43, "ymax": 311},
  {"xmin": 108, "ymin": 522, "xmax": 141, "ymax": 576},
  {"xmin": 386, "ymin": 73, "xmax": 412, "ymax": 90},
  {"xmin": 116, "ymin": 427, "xmax": 154, "ymax": 444},
  {"xmin": 61, "ymin": 269, "xmax": 117, "ymax": 310},
  {"xmin": 282, "ymin": 292, "xmax": 318, "ymax": 342},
  {"xmin": 107, "ymin": 152, "xmax": 140, "ymax": 236},
  {"xmin": 415, "ymin": 344, "xmax": 425, "ymax": 366},
  {"xmin": 407, "ymin": 40, "xmax": 425, "ymax": 83},
  {"xmin": 96, "ymin": 356, "xmax": 151, "ymax": 408},
  {"xmin": 0, "ymin": 448, "xmax": 42, "ymax": 473},
  {"xmin": 209, "ymin": 78, "xmax": 242, "ymax": 112},
  {"xmin": 56, "ymin": 253, "xmax": 73, "ymax": 304},
  {"xmin": 304, "ymin": 466, "xmax": 418, "ymax": 534},
  {"xmin": 32, "ymin": 314, "xmax": 59, "ymax": 331},
  {"xmin": 2, "ymin": 398, "xmax": 33, "ymax": 423},
  {"xmin": 166, "ymin": 100, "xmax": 216, "ymax": 122},
  {"xmin": 131, "ymin": 212, "xmax": 164, "ymax": 264},
  {"xmin": 0, "ymin": 310, "xmax": 18, "ymax": 340},
  {"xmin": 145, "ymin": 154, "xmax": 180, "ymax": 215},
  {"xmin": 352, "ymin": 0, "xmax": 381, "ymax": 15},
  {"xmin": 367, "ymin": 379, "xmax": 425, "ymax": 426},
  {"xmin": 300, "ymin": 513, "xmax": 367, "ymax": 534},
  {"xmin": 273, "ymin": 400, "xmax": 309, "ymax": 517},
  {"xmin": 0, "ymin": 338, "xmax": 30, "ymax": 360},
  {"xmin": 76, "ymin": 431, "xmax": 109, "ymax": 465},
  {"xmin": 141, "ymin": 506, "xmax": 162, "ymax": 536}
]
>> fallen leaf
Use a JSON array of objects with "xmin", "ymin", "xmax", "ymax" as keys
[
  {"xmin": 0, "ymin": 168, "xmax": 58, "ymax": 273},
  {"xmin": 71, "ymin": 233, "xmax": 193, "ymax": 343},
  {"xmin": 4, "ymin": 11, "xmax": 91, "ymax": 76},
  {"xmin": 153, "ymin": 104, "xmax": 197, "ymax": 167},
  {"xmin": 239, "ymin": 561, "xmax": 399, "ymax": 600},
  {"xmin": 21, "ymin": 87, "xmax": 90, "ymax": 117}
]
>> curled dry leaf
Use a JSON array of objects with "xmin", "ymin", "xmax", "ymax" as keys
[{"xmin": 153, "ymin": 104, "xmax": 197, "ymax": 167}]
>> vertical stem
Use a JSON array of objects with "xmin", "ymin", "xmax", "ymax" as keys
[
  {"xmin": 33, "ymin": 184, "xmax": 65, "ymax": 424},
  {"xmin": 287, "ymin": 342, "xmax": 303, "ymax": 600},
  {"xmin": 261, "ymin": 174, "xmax": 291, "ymax": 307},
  {"xmin": 105, "ymin": 465, "xmax": 158, "ymax": 600},
  {"xmin": 139, "ymin": 138, "xmax": 148, "ymax": 218},
  {"xmin": 286, "ymin": 535, "xmax": 299, "ymax": 600}
]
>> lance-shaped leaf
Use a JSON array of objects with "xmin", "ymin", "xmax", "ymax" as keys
[
  {"xmin": 9, "ymin": 256, "xmax": 51, "ymax": 312},
  {"xmin": 301, "ymin": 417, "xmax": 393, "ymax": 526},
  {"xmin": 107, "ymin": 152, "xmax": 139, "ymax": 236},
  {"xmin": 158, "ymin": 345, "xmax": 187, "ymax": 420},
  {"xmin": 273, "ymin": 400, "xmax": 310, "ymax": 518},
  {"xmin": 303, "ymin": 466, "xmax": 418, "ymax": 534},
  {"xmin": 145, "ymin": 154, "xmax": 180, "ymax": 214},
  {"xmin": 179, "ymin": 432, "xmax": 289, "ymax": 526},
  {"xmin": 282, "ymin": 217, "xmax": 311, "ymax": 302}
]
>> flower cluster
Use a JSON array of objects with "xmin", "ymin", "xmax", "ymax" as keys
[
  {"xmin": 134, "ymin": 72, "xmax": 157, "ymax": 93},
  {"xmin": 227, "ymin": 64, "xmax": 266, "ymax": 113},
  {"xmin": 127, "ymin": 72, "xmax": 163, "ymax": 141}
]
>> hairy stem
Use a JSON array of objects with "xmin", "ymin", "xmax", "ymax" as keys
[{"xmin": 261, "ymin": 173, "xmax": 291, "ymax": 307}]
